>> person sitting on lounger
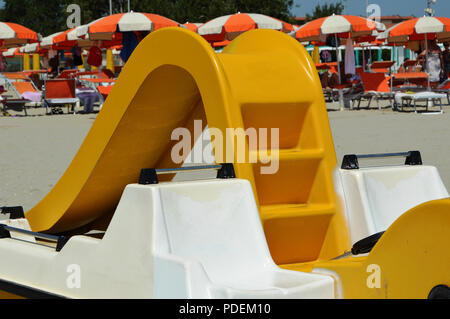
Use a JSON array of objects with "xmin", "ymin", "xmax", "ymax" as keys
[
  {"xmin": 319, "ymin": 61, "xmax": 349, "ymax": 89},
  {"xmin": 320, "ymin": 71, "xmax": 339, "ymax": 89}
]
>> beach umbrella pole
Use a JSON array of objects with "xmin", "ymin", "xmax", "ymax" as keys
[
  {"xmin": 362, "ymin": 46, "xmax": 365, "ymax": 70},
  {"xmin": 334, "ymin": 33, "xmax": 345, "ymax": 111},
  {"xmin": 425, "ymin": 33, "xmax": 430, "ymax": 91},
  {"xmin": 335, "ymin": 34, "xmax": 342, "ymax": 84}
]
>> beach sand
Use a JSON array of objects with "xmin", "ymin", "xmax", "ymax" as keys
[{"xmin": 0, "ymin": 101, "xmax": 449, "ymax": 212}]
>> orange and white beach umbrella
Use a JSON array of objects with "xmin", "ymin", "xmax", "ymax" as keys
[
  {"xmin": 385, "ymin": 16, "xmax": 450, "ymax": 89},
  {"xmin": 212, "ymin": 40, "xmax": 231, "ymax": 48},
  {"xmin": 288, "ymin": 25, "xmax": 302, "ymax": 37},
  {"xmin": 76, "ymin": 12, "xmax": 179, "ymax": 40},
  {"xmin": 198, "ymin": 12, "xmax": 294, "ymax": 41},
  {"xmin": 387, "ymin": 16, "xmax": 450, "ymax": 42},
  {"xmin": 375, "ymin": 23, "xmax": 408, "ymax": 45},
  {"xmin": 182, "ymin": 22, "xmax": 202, "ymax": 33},
  {"xmin": 54, "ymin": 26, "xmax": 84, "ymax": 43},
  {"xmin": 53, "ymin": 26, "xmax": 95, "ymax": 48},
  {"xmin": 296, "ymin": 15, "xmax": 384, "ymax": 85},
  {"xmin": 295, "ymin": 14, "xmax": 385, "ymax": 42},
  {"xmin": 20, "ymin": 42, "xmax": 40, "ymax": 53},
  {"xmin": 2, "ymin": 46, "xmax": 22, "ymax": 57},
  {"xmin": 0, "ymin": 22, "xmax": 39, "ymax": 47},
  {"xmin": 40, "ymin": 32, "xmax": 65, "ymax": 48}
]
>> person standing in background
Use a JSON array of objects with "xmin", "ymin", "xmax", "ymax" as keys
[
  {"xmin": 72, "ymin": 45, "xmax": 83, "ymax": 68},
  {"xmin": 49, "ymin": 55, "xmax": 59, "ymax": 77},
  {"xmin": 419, "ymin": 39, "xmax": 444, "ymax": 84},
  {"xmin": 443, "ymin": 42, "xmax": 450, "ymax": 76},
  {"xmin": 0, "ymin": 53, "xmax": 7, "ymax": 72}
]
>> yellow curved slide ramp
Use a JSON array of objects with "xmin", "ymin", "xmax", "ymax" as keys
[{"xmin": 26, "ymin": 27, "xmax": 349, "ymax": 265}]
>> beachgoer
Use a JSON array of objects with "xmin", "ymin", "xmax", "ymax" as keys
[
  {"xmin": 65, "ymin": 56, "xmax": 73, "ymax": 69},
  {"xmin": 443, "ymin": 42, "xmax": 450, "ymax": 75},
  {"xmin": 319, "ymin": 62, "xmax": 344, "ymax": 89},
  {"xmin": 320, "ymin": 71, "xmax": 339, "ymax": 88},
  {"xmin": 0, "ymin": 53, "xmax": 7, "ymax": 72},
  {"xmin": 319, "ymin": 61, "xmax": 360, "ymax": 90},
  {"xmin": 72, "ymin": 45, "xmax": 83, "ymax": 67},
  {"xmin": 77, "ymin": 88, "xmax": 98, "ymax": 114},
  {"xmin": 320, "ymin": 50, "xmax": 331, "ymax": 63},
  {"xmin": 419, "ymin": 39, "xmax": 445, "ymax": 83},
  {"xmin": 49, "ymin": 55, "xmax": 59, "ymax": 77}
]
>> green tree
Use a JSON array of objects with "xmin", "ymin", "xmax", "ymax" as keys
[
  {"xmin": 133, "ymin": 0, "xmax": 295, "ymax": 23},
  {"xmin": 0, "ymin": 0, "xmax": 66, "ymax": 36},
  {"xmin": 306, "ymin": 1, "xmax": 344, "ymax": 21}
]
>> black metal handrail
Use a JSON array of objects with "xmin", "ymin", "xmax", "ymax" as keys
[
  {"xmin": 155, "ymin": 164, "xmax": 222, "ymax": 174},
  {"xmin": 0, "ymin": 224, "xmax": 68, "ymax": 252},
  {"xmin": 139, "ymin": 163, "xmax": 236, "ymax": 184},
  {"xmin": 341, "ymin": 150, "xmax": 422, "ymax": 169}
]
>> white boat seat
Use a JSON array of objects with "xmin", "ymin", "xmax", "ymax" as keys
[
  {"xmin": 337, "ymin": 165, "xmax": 449, "ymax": 244},
  {"xmin": 153, "ymin": 179, "xmax": 334, "ymax": 298}
]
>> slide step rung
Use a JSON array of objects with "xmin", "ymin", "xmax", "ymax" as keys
[{"xmin": 260, "ymin": 204, "xmax": 335, "ymax": 220}]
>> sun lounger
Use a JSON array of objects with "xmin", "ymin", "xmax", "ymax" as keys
[
  {"xmin": 315, "ymin": 62, "xmax": 338, "ymax": 74},
  {"xmin": 12, "ymin": 82, "xmax": 42, "ymax": 104},
  {"xmin": 322, "ymin": 84, "xmax": 354, "ymax": 107},
  {"xmin": 391, "ymin": 72, "xmax": 429, "ymax": 91},
  {"xmin": 97, "ymin": 85, "xmax": 113, "ymax": 100},
  {"xmin": 0, "ymin": 96, "xmax": 30, "ymax": 116},
  {"xmin": 351, "ymin": 72, "xmax": 394, "ymax": 109},
  {"xmin": 57, "ymin": 69, "xmax": 78, "ymax": 79},
  {"xmin": 0, "ymin": 72, "xmax": 43, "ymax": 115},
  {"xmin": 72, "ymin": 71, "xmax": 99, "ymax": 79},
  {"xmin": 43, "ymin": 79, "xmax": 79, "ymax": 115},
  {"xmin": 394, "ymin": 91, "xmax": 446, "ymax": 113},
  {"xmin": 22, "ymin": 70, "xmax": 47, "ymax": 90},
  {"xmin": 79, "ymin": 78, "xmax": 115, "ymax": 107},
  {"xmin": 397, "ymin": 60, "xmax": 418, "ymax": 73},
  {"xmin": 355, "ymin": 67, "xmax": 364, "ymax": 75},
  {"xmin": 1, "ymin": 72, "xmax": 42, "ymax": 92},
  {"xmin": 369, "ymin": 61, "xmax": 394, "ymax": 74},
  {"xmin": 433, "ymin": 80, "xmax": 450, "ymax": 105}
]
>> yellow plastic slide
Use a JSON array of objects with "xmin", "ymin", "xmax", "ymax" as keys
[{"xmin": 27, "ymin": 28, "xmax": 348, "ymax": 268}]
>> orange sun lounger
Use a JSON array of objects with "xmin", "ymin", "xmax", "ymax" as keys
[
  {"xmin": 352, "ymin": 72, "xmax": 394, "ymax": 109},
  {"xmin": 0, "ymin": 72, "xmax": 43, "ymax": 115},
  {"xmin": 43, "ymin": 78, "xmax": 79, "ymax": 114},
  {"xmin": 96, "ymin": 85, "xmax": 113, "ymax": 100},
  {"xmin": 369, "ymin": 61, "xmax": 394, "ymax": 74}
]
